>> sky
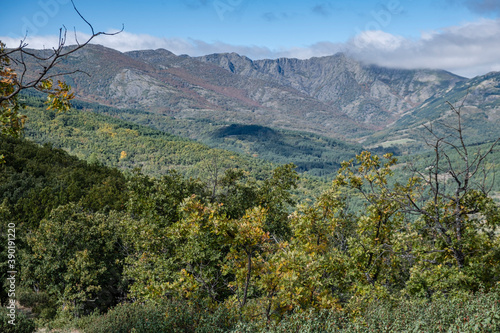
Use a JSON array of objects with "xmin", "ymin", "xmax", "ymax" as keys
[{"xmin": 2, "ymin": 0, "xmax": 500, "ymax": 77}]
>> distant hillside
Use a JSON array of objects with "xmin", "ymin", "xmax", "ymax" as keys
[
  {"xmin": 197, "ymin": 52, "xmax": 465, "ymax": 129},
  {"xmin": 11, "ymin": 45, "xmax": 500, "ymax": 156},
  {"xmin": 363, "ymin": 71, "xmax": 500, "ymax": 152},
  {"xmin": 15, "ymin": 45, "xmax": 361, "ymax": 138},
  {"xmin": 20, "ymin": 95, "xmax": 271, "ymax": 179},
  {"xmin": 21, "ymin": 94, "xmax": 366, "ymax": 179}
]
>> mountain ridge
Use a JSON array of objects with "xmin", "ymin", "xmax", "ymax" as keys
[
  {"xmin": 13, "ymin": 44, "xmax": 499, "ymax": 148},
  {"xmin": 197, "ymin": 51, "xmax": 466, "ymax": 128}
]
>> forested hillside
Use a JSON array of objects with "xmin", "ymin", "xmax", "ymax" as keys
[
  {"xmin": 20, "ymin": 94, "xmax": 271, "ymax": 179},
  {"xmin": 1, "ymin": 38, "xmax": 499, "ymax": 332},
  {"xmin": 1, "ymin": 101, "xmax": 499, "ymax": 331},
  {"xmin": 21, "ymin": 94, "xmax": 365, "ymax": 179},
  {"xmin": 21, "ymin": 93, "xmax": 500, "ymax": 194}
]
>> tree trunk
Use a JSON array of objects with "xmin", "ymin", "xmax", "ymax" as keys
[{"xmin": 242, "ymin": 251, "xmax": 252, "ymax": 307}]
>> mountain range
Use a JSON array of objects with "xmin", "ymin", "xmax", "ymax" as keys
[{"xmin": 17, "ymin": 44, "xmax": 500, "ymax": 151}]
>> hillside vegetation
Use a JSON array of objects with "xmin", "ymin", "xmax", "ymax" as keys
[
  {"xmin": 19, "ymin": 44, "xmax": 498, "ymax": 142},
  {"xmin": 2, "ymin": 44, "xmax": 500, "ymax": 332},
  {"xmin": 63, "ymin": 97, "xmax": 366, "ymax": 178},
  {"xmin": 1, "ymin": 102, "xmax": 499, "ymax": 332},
  {"xmin": 21, "ymin": 95, "xmax": 271, "ymax": 179},
  {"xmin": 21, "ymin": 93, "xmax": 500, "ymax": 193}
]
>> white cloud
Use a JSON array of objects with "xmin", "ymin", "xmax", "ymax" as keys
[
  {"xmin": 347, "ymin": 18, "xmax": 500, "ymax": 77},
  {"xmin": 352, "ymin": 30, "xmax": 405, "ymax": 51},
  {"xmin": 1, "ymin": 35, "xmax": 63, "ymax": 50},
  {"xmin": 2, "ymin": 18, "xmax": 500, "ymax": 78},
  {"xmin": 1, "ymin": 31, "xmax": 279, "ymax": 59}
]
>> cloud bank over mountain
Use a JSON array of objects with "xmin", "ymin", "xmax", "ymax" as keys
[{"xmin": 3, "ymin": 18, "xmax": 500, "ymax": 78}]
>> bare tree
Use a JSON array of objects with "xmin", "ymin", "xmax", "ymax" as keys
[
  {"xmin": 0, "ymin": 0, "xmax": 122, "ymax": 137},
  {"xmin": 404, "ymin": 94, "xmax": 499, "ymax": 269}
]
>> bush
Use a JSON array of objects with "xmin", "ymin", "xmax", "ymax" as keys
[
  {"xmin": 81, "ymin": 299, "xmax": 234, "ymax": 333},
  {"xmin": 18, "ymin": 289, "xmax": 57, "ymax": 320},
  {"xmin": 81, "ymin": 302, "xmax": 168, "ymax": 333},
  {"xmin": 233, "ymin": 290, "xmax": 500, "ymax": 332},
  {"xmin": 232, "ymin": 309, "xmax": 349, "ymax": 333},
  {"xmin": 348, "ymin": 291, "xmax": 500, "ymax": 332},
  {"xmin": 18, "ymin": 289, "xmax": 50, "ymax": 308},
  {"xmin": 0, "ymin": 306, "xmax": 36, "ymax": 333},
  {"xmin": 79, "ymin": 291, "xmax": 500, "ymax": 332}
]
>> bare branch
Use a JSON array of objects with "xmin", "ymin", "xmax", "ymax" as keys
[
  {"xmin": 71, "ymin": 0, "xmax": 95, "ymax": 36},
  {"xmin": 0, "ymin": 0, "xmax": 123, "ymax": 105}
]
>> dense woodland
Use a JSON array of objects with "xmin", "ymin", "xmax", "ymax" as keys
[
  {"xmin": 1, "ymin": 37, "xmax": 500, "ymax": 332},
  {"xmin": 21, "ymin": 93, "xmax": 366, "ymax": 180},
  {"xmin": 0, "ymin": 96, "xmax": 499, "ymax": 331}
]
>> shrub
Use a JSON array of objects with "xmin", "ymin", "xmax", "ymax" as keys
[
  {"xmin": 17, "ymin": 289, "xmax": 58, "ymax": 320},
  {"xmin": 232, "ymin": 290, "xmax": 500, "ymax": 332},
  {"xmin": 348, "ymin": 291, "xmax": 500, "ymax": 332},
  {"xmin": 81, "ymin": 299, "xmax": 234, "ymax": 333},
  {"xmin": 79, "ymin": 291, "xmax": 500, "ymax": 332},
  {"xmin": 18, "ymin": 289, "xmax": 50, "ymax": 308},
  {"xmin": 0, "ymin": 307, "xmax": 36, "ymax": 333}
]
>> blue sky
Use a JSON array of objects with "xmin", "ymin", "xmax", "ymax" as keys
[{"xmin": 2, "ymin": 0, "xmax": 500, "ymax": 77}]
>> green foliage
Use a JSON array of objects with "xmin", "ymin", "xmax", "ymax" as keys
[
  {"xmin": 80, "ymin": 302, "xmax": 169, "ymax": 333},
  {"xmin": 214, "ymin": 168, "xmax": 260, "ymax": 219},
  {"xmin": 20, "ymin": 97, "xmax": 272, "ymax": 180},
  {"xmin": 78, "ymin": 290, "xmax": 500, "ymax": 332},
  {"xmin": 0, "ymin": 307, "xmax": 36, "ymax": 333},
  {"xmin": 259, "ymin": 163, "xmax": 299, "ymax": 238},
  {"xmin": 231, "ymin": 290, "xmax": 500, "ymax": 332},
  {"xmin": 25, "ymin": 203, "xmax": 127, "ymax": 315},
  {"xmin": 331, "ymin": 152, "xmax": 415, "ymax": 297},
  {"xmin": 0, "ymin": 42, "xmax": 74, "ymax": 143},
  {"xmin": 79, "ymin": 99, "xmax": 364, "ymax": 179},
  {"xmin": 2, "ymin": 91, "xmax": 499, "ymax": 331},
  {"xmin": 0, "ymin": 200, "xmax": 12, "ymax": 306},
  {"xmin": 346, "ymin": 291, "xmax": 500, "ymax": 333},
  {"xmin": 0, "ymin": 42, "xmax": 26, "ymax": 139},
  {"xmin": 80, "ymin": 300, "xmax": 235, "ymax": 333},
  {"xmin": 0, "ymin": 135, "xmax": 130, "ymax": 319},
  {"xmin": 18, "ymin": 94, "xmax": 369, "ymax": 181},
  {"xmin": 18, "ymin": 289, "xmax": 56, "ymax": 320},
  {"xmin": 0, "ymin": 135, "xmax": 128, "ymax": 230},
  {"xmin": 37, "ymin": 79, "xmax": 74, "ymax": 112},
  {"xmin": 126, "ymin": 170, "xmax": 206, "ymax": 226}
]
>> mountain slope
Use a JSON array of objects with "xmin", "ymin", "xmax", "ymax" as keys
[
  {"xmin": 40, "ymin": 96, "xmax": 365, "ymax": 178},
  {"xmin": 14, "ymin": 44, "xmax": 500, "ymax": 156},
  {"xmin": 16, "ymin": 44, "xmax": 475, "ymax": 142},
  {"xmin": 20, "ymin": 95, "xmax": 272, "ymax": 179},
  {"xmin": 123, "ymin": 48, "xmax": 364, "ymax": 136},
  {"xmin": 197, "ymin": 52, "xmax": 466, "ymax": 128},
  {"xmin": 362, "ymin": 71, "xmax": 500, "ymax": 151},
  {"xmin": 17, "ymin": 45, "xmax": 364, "ymax": 138}
]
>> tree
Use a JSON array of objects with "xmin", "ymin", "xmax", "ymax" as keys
[
  {"xmin": 25, "ymin": 203, "xmax": 127, "ymax": 316},
  {"xmin": 121, "ymin": 172, "xmax": 210, "ymax": 302},
  {"xmin": 402, "ymin": 98, "xmax": 500, "ymax": 296},
  {"xmin": 272, "ymin": 187, "xmax": 353, "ymax": 312},
  {"xmin": 222, "ymin": 206, "xmax": 271, "ymax": 311},
  {"xmin": 258, "ymin": 163, "xmax": 299, "ymax": 238},
  {"xmin": 333, "ymin": 152, "xmax": 415, "ymax": 298},
  {"xmin": 0, "ymin": 0, "xmax": 122, "ymax": 140}
]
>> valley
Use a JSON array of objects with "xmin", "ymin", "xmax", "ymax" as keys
[
  {"xmin": 2, "ymin": 42, "xmax": 500, "ymax": 332},
  {"xmin": 15, "ymin": 45, "xmax": 499, "ymax": 155}
]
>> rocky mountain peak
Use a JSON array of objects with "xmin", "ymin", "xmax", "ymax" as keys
[{"xmin": 16, "ymin": 45, "xmax": 497, "ymax": 143}]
